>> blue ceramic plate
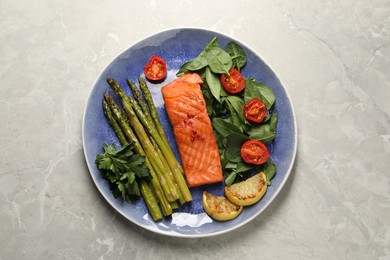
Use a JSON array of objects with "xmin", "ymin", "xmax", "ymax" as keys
[{"xmin": 82, "ymin": 28, "xmax": 297, "ymax": 238}]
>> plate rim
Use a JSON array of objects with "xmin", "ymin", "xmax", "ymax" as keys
[{"xmin": 82, "ymin": 27, "xmax": 298, "ymax": 238}]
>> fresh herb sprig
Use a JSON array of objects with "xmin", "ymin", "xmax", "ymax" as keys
[
  {"xmin": 95, "ymin": 141, "xmax": 151, "ymax": 202},
  {"xmin": 177, "ymin": 37, "xmax": 278, "ymax": 186}
]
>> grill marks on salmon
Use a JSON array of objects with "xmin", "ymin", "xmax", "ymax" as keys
[{"xmin": 161, "ymin": 73, "xmax": 223, "ymax": 187}]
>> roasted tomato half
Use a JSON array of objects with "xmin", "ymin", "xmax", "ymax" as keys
[
  {"xmin": 220, "ymin": 68, "xmax": 245, "ymax": 94},
  {"xmin": 240, "ymin": 140, "xmax": 270, "ymax": 165},
  {"xmin": 143, "ymin": 55, "xmax": 167, "ymax": 81},
  {"xmin": 243, "ymin": 98, "xmax": 267, "ymax": 123}
]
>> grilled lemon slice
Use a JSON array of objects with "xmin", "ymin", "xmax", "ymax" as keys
[
  {"xmin": 202, "ymin": 191, "xmax": 243, "ymax": 221},
  {"xmin": 224, "ymin": 172, "xmax": 267, "ymax": 206}
]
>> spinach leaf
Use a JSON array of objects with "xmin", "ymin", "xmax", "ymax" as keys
[
  {"xmin": 226, "ymin": 99, "xmax": 241, "ymax": 130},
  {"xmin": 226, "ymin": 95, "xmax": 247, "ymax": 124},
  {"xmin": 211, "ymin": 98, "xmax": 228, "ymax": 118},
  {"xmin": 176, "ymin": 37, "xmax": 219, "ymax": 76},
  {"xmin": 225, "ymin": 146, "xmax": 242, "ymax": 163},
  {"xmin": 212, "ymin": 118, "xmax": 244, "ymax": 138},
  {"xmin": 200, "ymin": 81, "xmax": 214, "ymax": 116},
  {"xmin": 205, "ymin": 66, "xmax": 222, "ymax": 102},
  {"xmin": 261, "ymin": 160, "xmax": 277, "ymax": 185},
  {"xmin": 244, "ymin": 79, "xmax": 276, "ymax": 109},
  {"xmin": 176, "ymin": 60, "xmax": 191, "ymax": 76},
  {"xmin": 225, "ymin": 161, "xmax": 238, "ymax": 169},
  {"xmin": 224, "ymin": 163, "xmax": 254, "ymax": 186},
  {"xmin": 248, "ymin": 111, "xmax": 278, "ymax": 143},
  {"xmin": 244, "ymin": 79, "xmax": 262, "ymax": 103},
  {"xmin": 185, "ymin": 55, "xmax": 208, "ymax": 71},
  {"xmin": 269, "ymin": 110, "xmax": 278, "ymax": 131},
  {"xmin": 176, "ymin": 55, "xmax": 208, "ymax": 76},
  {"xmin": 224, "ymin": 133, "xmax": 248, "ymax": 162},
  {"xmin": 227, "ymin": 42, "xmax": 247, "ymax": 71},
  {"xmin": 214, "ymin": 130, "xmax": 227, "ymax": 151},
  {"xmin": 204, "ymin": 36, "xmax": 220, "ymax": 50},
  {"xmin": 225, "ymin": 171, "xmax": 238, "ymax": 186},
  {"xmin": 205, "ymin": 46, "xmax": 232, "ymax": 75},
  {"xmin": 248, "ymin": 124, "xmax": 275, "ymax": 143}
]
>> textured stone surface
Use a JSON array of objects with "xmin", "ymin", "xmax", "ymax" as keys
[{"xmin": 1, "ymin": 0, "xmax": 389, "ymax": 259}]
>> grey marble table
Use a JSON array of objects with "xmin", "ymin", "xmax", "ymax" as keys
[{"xmin": 1, "ymin": 1, "xmax": 389, "ymax": 259}]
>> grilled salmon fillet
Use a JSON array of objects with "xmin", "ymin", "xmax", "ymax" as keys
[{"xmin": 161, "ymin": 73, "xmax": 223, "ymax": 187}]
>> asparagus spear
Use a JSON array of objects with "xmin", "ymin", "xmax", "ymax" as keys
[
  {"xmin": 139, "ymin": 180, "xmax": 162, "ymax": 221},
  {"xmin": 102, "ymin": 98, "xmax": 163, "ymax": 221},
  {"xmin": 106, "ymin": 79, "xmax": 180, "ymax": 202},
  {"xmin": 128, "ymin": 96, "xmax": 191, "ymax": 202},
  {"xmin": 127, "ymin": 79, "xmax": 152, "ymax": 121},
  {"xmin": 102, "ymin": 99, "xmax": 128, "ymax": 145},
  {"xmin": 138, "ymin": 76, "xmax": 171, "ymax": 147},
  {"xmin": 150, "ymin": 136, "xmax": 186, "ymax": 205},
  {"xmin": 104, "ymin": 93, "xmax": 173, "ymax": 216}
]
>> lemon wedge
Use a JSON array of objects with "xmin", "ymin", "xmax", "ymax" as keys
[
  {"xmin": 224, "ymin": 172, "xmax": 267, "ymax": 206},
  {"xmin": 202, "ymin": 191, "xmax": 243, "ymax": 221}
]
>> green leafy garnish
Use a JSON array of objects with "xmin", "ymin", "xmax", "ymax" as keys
[
  {"xmin": 95, "ymin": 141, "xmax": 151, "ymax": 202},
  {"xmin": 227, "ymin": 42, "xmax": 247, "ymax": 71},
  {"xmin": 205, "ymin": 66, "xmax": 223, "ymax": 102},
  {"xmin": 245, "ymin": 79, "xmax": 276, "ymax": 109},
  {"xmin": 248, "ymin": 111, "xmax": 278, "ymax": 144}
]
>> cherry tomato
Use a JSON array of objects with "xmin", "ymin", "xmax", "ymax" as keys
[
  {"xmin": 240, "ymin": 140, "xmax": 270, "ymax": 165},
  {"xmin": 220, "ymin": 68, "xmax": 245, "ymax": 94},
  {"xmin": 143, "ymin": 55, "xmax": 167, "ymax": 81},
  {"xmin": 243, "ymin": 98, "xmax": 267, "ymax": 123}
]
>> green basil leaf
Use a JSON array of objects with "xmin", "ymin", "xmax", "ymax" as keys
[{"xmin": 227, "ymin": 42, "xmax": 247, "ymax": 71}]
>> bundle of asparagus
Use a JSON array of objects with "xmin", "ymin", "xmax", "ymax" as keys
[{"xmin": 102, "ymin": 77, "xmax": 192, "ymax": 221}]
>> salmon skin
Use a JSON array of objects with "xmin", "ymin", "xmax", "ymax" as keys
[{"xmin": 161, "ymin": 73, "xmax": 223, "ymax": 187}]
